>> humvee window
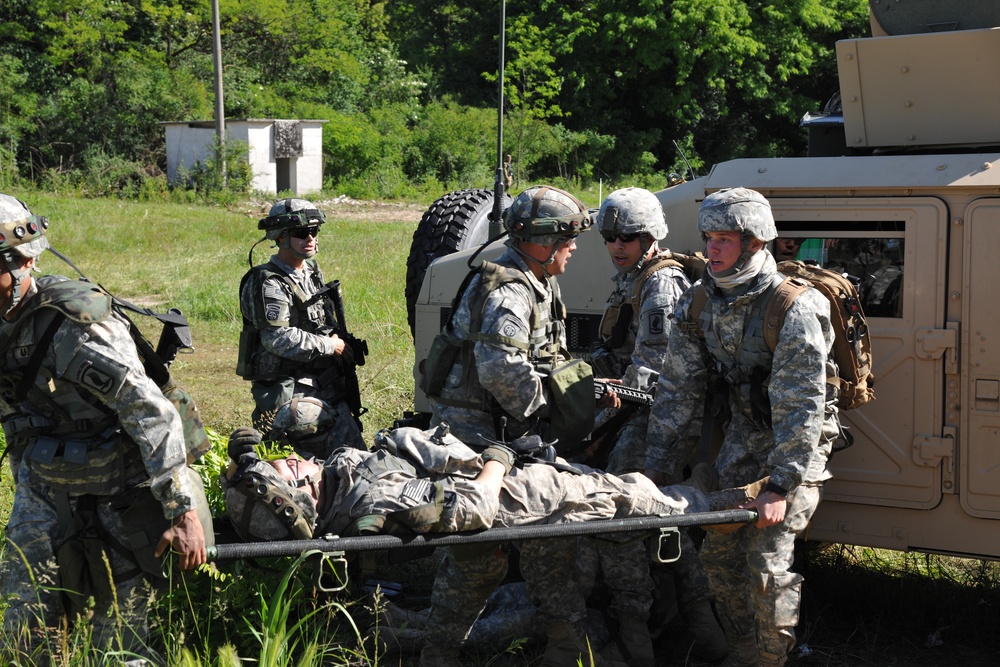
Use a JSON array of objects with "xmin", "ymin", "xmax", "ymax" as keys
[{"xmin": 773, "ymin": 233, "xmax": 904, "ymax": 319}]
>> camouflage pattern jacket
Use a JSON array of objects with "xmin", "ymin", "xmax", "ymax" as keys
[
  {"xmin": 430, "ymin": 247, "xmax": 566, "ymax": 447},
  {"xmin": 239, "ymin": 255, "xmax": 341, "ymax": 382},
  {"xmin": 645, "ymin": 253, "xmax": 838, "ymax": 492},
  {"xmin": 0, "ymin": 276, "xmax": 196, "ymax": 518},
  {"xmin": 595, "ymin": 248, "xmax": 691, "ymax": 423},
  {"xmin": 315, "ymin": 427, "xmax": 710, "ymax": 537}
]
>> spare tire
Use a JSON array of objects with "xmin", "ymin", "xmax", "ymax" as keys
[{"xmin": 405, "ymin": 188, "xmax": 511, "ymax": 336}]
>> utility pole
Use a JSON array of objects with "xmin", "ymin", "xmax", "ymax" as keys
[{"xmin": 212, "ymin": 0, "xmax": 227, "ymax": 186}]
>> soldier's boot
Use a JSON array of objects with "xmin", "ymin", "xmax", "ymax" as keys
[
  {"xmin": 616, "ymin": 615, "xmax": 656, "ymax": 667},
  {"xmin": 685, "ymin": 598, "xmax": 728, "ymax": 662},
  {"xmin": 541, "ymin": 620, "xmax": 629, "ymax": 667},
  {"xmin": 683, "ymin": 462, "xmax": 719, "ymax": 494},
  {"xmin": 720, "ymin": 634, "xmax": 760, "ymax": 667},
  {"xmin": 706, "ymin": 477, "xmax": 770, "ymax": 513},
  {"xmin": 418, "ymin": 644, "xmax": 461, "ymax": 667}
]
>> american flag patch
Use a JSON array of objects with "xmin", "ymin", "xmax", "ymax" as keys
[{"xmin": 401, "ymin": 479, "xmax": 433, "ymax": 503}]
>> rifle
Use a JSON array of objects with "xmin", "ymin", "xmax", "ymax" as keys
[
  {"xmin": 323, "ymin": 279, "xmax": 368, "ymax": 431},
  {"xmin": 594, "ymin": 379, "xmax": 654, "ymax": 407}
]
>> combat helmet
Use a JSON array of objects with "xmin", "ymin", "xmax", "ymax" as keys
[
  {"xmin": 269, "ymin": 397, "xmax": 337, "ymax": 460},
  {"xmin": 257, "ymin": 198, "xmax": 326, "ymax": 260},
  {"xmin": 222, "ymin": 438, "xmax": 319, "ymax": 542},
  {"xmin": 0, "ymin": 194, "xmax": 50, "ymax": 315},
  {"xmin": 503, "ymin": 185, "xmax": 592, "ymax": 246},
  {"xmin": 697, "ymin": 187, "xmax": 777, "ymax": 243},
  {"xmin": 598, "ymin": 187, "xmax": 667, "ymax": 241}
]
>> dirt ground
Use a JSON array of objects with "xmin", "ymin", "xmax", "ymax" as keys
[{"xmin": 234, "ymin": 195, "xmax": 427, "ymax": 223}]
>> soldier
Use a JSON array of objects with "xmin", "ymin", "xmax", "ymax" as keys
[
  {"xmin": 221, "ymin": 406, "xmax": 767, "ymax": 626},
  {"xmin": 423, "ymin": 185, "xmax": 623, "ymax": 666},
  {"xmin": 0, "ymin": 195, "xmax": 210, "ymax": 663},
  {"xmin": 644, "ymin": 188, "xmax": 842, "ymax": 667},
  {"xmin": 237, "ymin": 198, "xmax": 364, "ymax": 454},
  {"xmin": 590, "ymin": 187, "xmax": 726, "ymax": 662}
]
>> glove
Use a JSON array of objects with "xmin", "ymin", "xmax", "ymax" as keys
[
  {"xmin": 481, "ymin": 444, "xmax": 517, "ymax": 475},
  {"xmin": 228, "ymin": 426, "xmax": 262, "ymax": 461},
  {"xmin": 339, "ymin": 338, "xmax": 355, "ymax": 366}
]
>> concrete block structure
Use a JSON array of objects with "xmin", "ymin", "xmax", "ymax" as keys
[{"xmin": 163, "ymin": 119, "xmax": 327, "ymax": 195}]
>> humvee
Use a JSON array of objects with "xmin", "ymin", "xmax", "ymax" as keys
[{"xmin": 405, "ymin": 1, "xmax": 1000, "ymax": 561}]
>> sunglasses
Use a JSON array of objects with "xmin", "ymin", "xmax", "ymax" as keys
[
  {"xmin": 290, "ymin": 226, "xmax": 320, "ymax": 239},
  {"xmin": 602, "ymin": 232, "xmax": 641, "ymax": 244}
]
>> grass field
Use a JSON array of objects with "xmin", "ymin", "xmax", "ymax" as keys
[{"xmin": 1, "ymin": 192, "xmax": 999, "ymax": 666}]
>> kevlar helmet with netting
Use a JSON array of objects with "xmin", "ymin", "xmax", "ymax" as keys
[
  {"xmin": 503, "ymin": 185, "xmax": 592, "ymax": 246},
  {"xmin": 697, "ymin": 187, "xmax": 777, "ymax": 243},
  {"xmin": 258, "ymin": 198, "xmax": 326, "ymax": 241},
  {"xmin": 222, "ymin": 449, "xmax": 319, "ymax": 542},
  {"xmin": 0, "ymin": 194, "xmax": 49, "ymax": 260},
  {"xmin": 598, "ymin": 187, "xmax": 667, "ymax": 240},
  {"xmin": 268, "ymin": 397, "xmax": 336, "ymax": 458}
]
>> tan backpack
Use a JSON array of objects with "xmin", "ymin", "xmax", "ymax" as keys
[{"xmin": 689, "ymin": 260, "xmax": 875, "ymax": 410}]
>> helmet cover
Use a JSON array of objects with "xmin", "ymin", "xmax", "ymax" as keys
[
  {"xmin": 222, "ymin": 455, "xmax": 318, "ymax": 541},
  {"xmin": 270, "ymin": 397, "xmax": 335, "ymax": 444},
  {"xmin": 598, "ymin": 187, "xmax": 667, "ymax": 240},
  {"xmin": 503, "ymin": 185, "xmax": 592, "ymax": 246},
  {"xmin": 0, "ymin": 194, "xmax": 50, "ymax": 259},
  {"xmin": 258, "ymin": 198, "xmax": 326, "ymax": 241},
  {"xmin": 697, "ymin": 187, "xmax": 777, "ymax": 242}
]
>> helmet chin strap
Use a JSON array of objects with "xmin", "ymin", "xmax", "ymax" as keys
[
  {"xmin": 0, "ymin": 252, "xmax": 31, "ymax": 317},
  {"xmin": 512, "ymin": 241, "xmax": 559, "ymax": 278}
]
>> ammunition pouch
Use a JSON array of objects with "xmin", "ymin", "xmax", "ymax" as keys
[
  {"xmin": 543, "ymin": 358, "xmax": 596, "ymax": 453},
  {"xmin": 25, "ymin": 433, "xmax": 146, "ymax": 496},
  {"xmin": 236, "ymin": 325, "xmax": 259, "ymax": 380},
  {"xmin": 421, "ymin": 330, "xmax": 464, "ymax": 398}
]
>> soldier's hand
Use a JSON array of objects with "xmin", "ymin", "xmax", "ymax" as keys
[
  {"xmin": 228, "ymin": 426, "xmax": 261, "ymax": 461},
  {"xmin": 744, "ymin": 491, "xmax": 787, "ymax": 528},
  {"xmin": 596, "ymin": 379, "xmax": 622, "ymax": 410},
  {"xmin": 328, "ymin": 332, "xmax": 347, "ymax": 357},
  {"xmin": 156, "ymin": 509, "xmax": 206, "ymax": 571}
]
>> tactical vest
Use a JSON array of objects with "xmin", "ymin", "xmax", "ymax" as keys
[
  {"xmin": 599, "ymin": 251, "xmax": 706, "ymax": 350},
  {"xmin": 0, "ymin": 277, "xmax": 147, "ymax": 494},
  {"xmin": 693, "ymin": 274, "xmax": 786, "ymax": 429},
  {"xmin": 237, "ymin": 258, "xmax": 335, "ymax": 382},
  {"xmin": 324, "ymin": 447, "xmax": 449, "ymax": 537},
  {"xmin": 431, "ymin": 259, "xmax": 566, "ymax": 412}
]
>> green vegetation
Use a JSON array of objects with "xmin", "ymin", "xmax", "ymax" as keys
[{"xmin": 0, "ymin": 0, "xmax": 871, "ymax": 200}]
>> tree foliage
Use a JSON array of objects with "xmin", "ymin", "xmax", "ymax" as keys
[{"xmin": 0, "ymin": 0, "xmax": 871, "ymax": 196}]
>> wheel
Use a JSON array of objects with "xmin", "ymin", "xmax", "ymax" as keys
[{"xmin": 404, "ymin": 188, "xmax": 510, "ymax": 336}]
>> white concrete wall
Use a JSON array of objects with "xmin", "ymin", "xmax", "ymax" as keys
[{"xmin": 163, "ymin": 119, "xmax": 326, "ymax": 195}]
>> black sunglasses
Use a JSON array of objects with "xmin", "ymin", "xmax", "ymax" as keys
[
  {"xmin": 602, "ymin": 232, "xmax": 641, "ymax": 244},
  {"xmin": 290, "ymin": 226, "xmax": 320, "ymax": 239}
]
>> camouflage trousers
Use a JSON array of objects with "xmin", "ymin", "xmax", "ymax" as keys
[
  {"xmin": 251, "ymin": 377, "xmax": 365, "ymax": 454},
  {"xmin": 701, "ymin": 483, "xmax": 822, "ymax": 667},
  {"xmin": 0, "ymin": 473, "xmax": 162, "ymax": 665},
  {"xmin": 423, "ymin": 536, "xmax": 594, "ymax": 649},
  {"xmin": 602, "ymin": 422, "xmax": 709, "ymax": 621}
]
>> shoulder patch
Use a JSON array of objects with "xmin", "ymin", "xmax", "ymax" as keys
[{"xmin": 65, "ymin": 346, "xmax": 128, "ymax": 399}]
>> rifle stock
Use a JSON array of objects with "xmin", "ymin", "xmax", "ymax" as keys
[{"xmin": 207, "ymin": 509, "xmax": 757, "ymax": 561}]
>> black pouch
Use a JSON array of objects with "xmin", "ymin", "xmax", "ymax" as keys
[{"xmin": 420, "ymin": 331, "xmax": 462, "ymax": 397}]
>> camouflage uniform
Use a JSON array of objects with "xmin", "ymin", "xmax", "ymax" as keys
[
  {"xmin": 239, "ymin": 254, "xmax": 364, "ymax": 451},
  {"xmin": 0, "ymin": 275, "xmax": 203, "ymax": 661},
  {"xmin": 593, "ymin": 188, "xmax": 719, "ymax": 661},
  {"xmin": 429, "ymin": 246, "xmax": 563, "ymax": 447},
  {"xmin": 595, "ymin": 247, "xmax": 691, "ymax": 471},
  {"xmin": 322, "ymin": 428, "xmax": 720, "ymax": 661},
  {"xmin": 645, "ymin": 252, "xmax": 839, "ymax": 667}
]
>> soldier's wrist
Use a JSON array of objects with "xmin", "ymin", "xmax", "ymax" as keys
[{"xmin": 482, "ymin": 444, "xmax": 516, "ymax": 475}]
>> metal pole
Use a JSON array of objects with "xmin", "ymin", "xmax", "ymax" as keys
[
  {"xmin": 489, "ymin": 0, "xmax": 507, "ymax": 238},
  {"xmin": 211, "ymin": 0, "xmax": 227, "ymax": 186}
]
